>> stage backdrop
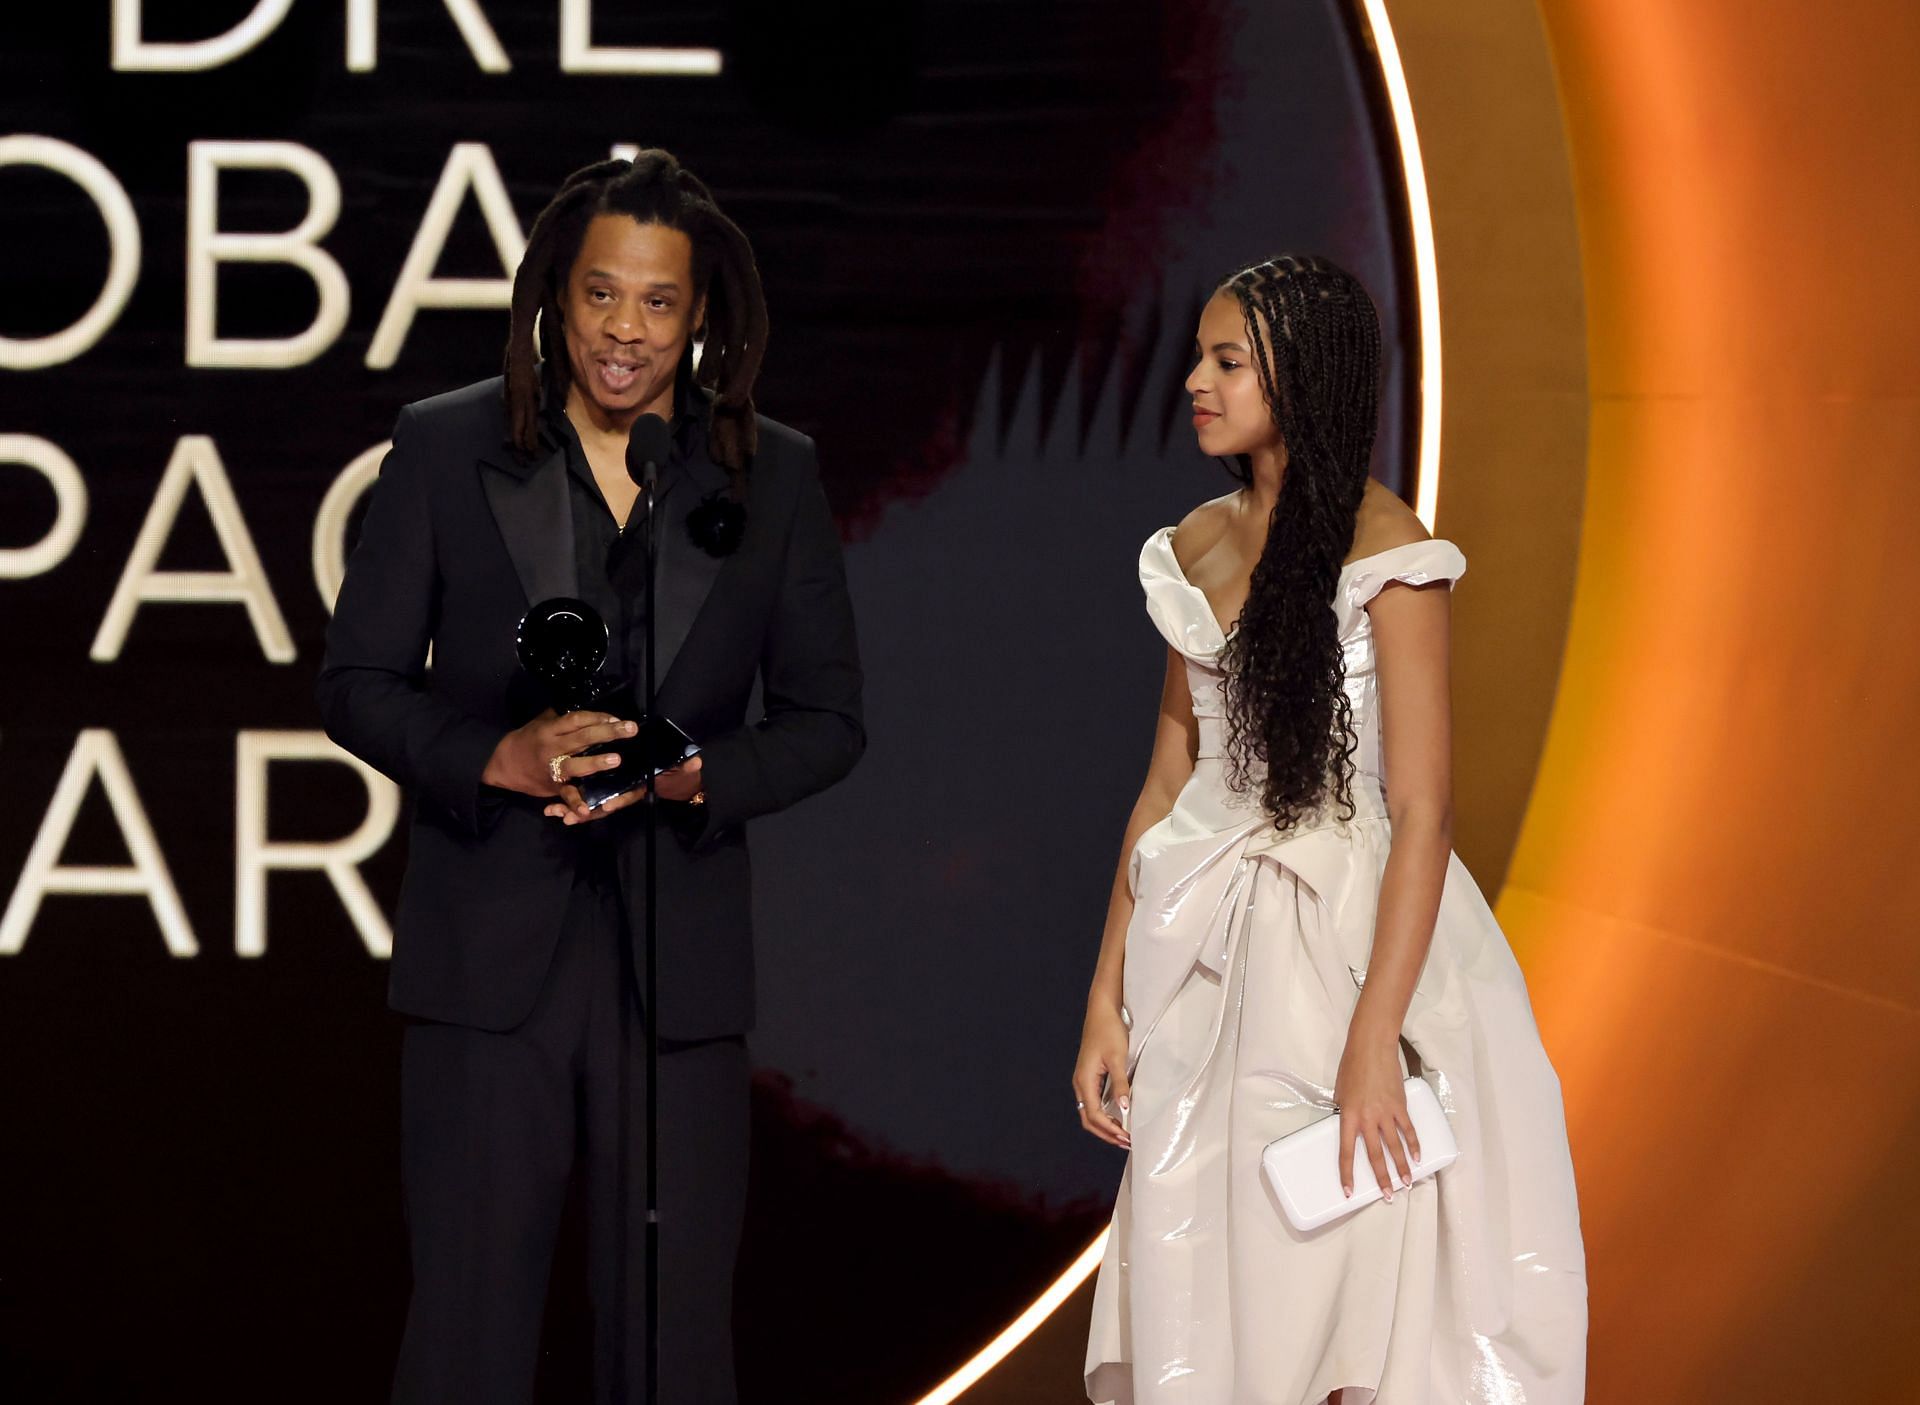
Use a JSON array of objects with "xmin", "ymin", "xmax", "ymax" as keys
[{"xmin": 0, "ymin": 3, "xmax": 1413, "ymax": 1399}]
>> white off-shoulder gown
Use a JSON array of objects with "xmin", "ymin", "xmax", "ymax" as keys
[{"xmin": 1085, "ymin": 531, "xmax": 1587, "ymax": 1405}]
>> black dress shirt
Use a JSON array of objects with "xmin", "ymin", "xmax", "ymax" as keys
[{"xmin": 542, "ymin": 388, "xmax": 709, "ymax": 701}]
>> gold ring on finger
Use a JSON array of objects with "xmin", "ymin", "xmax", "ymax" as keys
[{"xmin": 548, "ymin": 753, "xmax": 571, "ymax": 785}]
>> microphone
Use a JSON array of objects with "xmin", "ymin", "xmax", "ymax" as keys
[
  {"xmin": 607, "ymin": 412, "xmax": 670, "ymax": 593},
  {"xmin": 625, "ymin": 412, "xmax": 672, "ymax": 494}
]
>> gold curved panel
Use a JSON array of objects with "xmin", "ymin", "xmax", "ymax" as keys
[
  {"xmin": 1385, "ymin": 0, "xmax": 1590, "ymax": 891},
  {"xmin": 1503, "ymin": 1, "xmax": 1920, "ymax": 1398}
]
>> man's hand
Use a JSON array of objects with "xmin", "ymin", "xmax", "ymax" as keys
[
  {"xmin": 649, "ymin": 755, "xmax": 705, "ymax": 803},
  {"xmin": 543, "ymin": 755, "xmax": 705, "ymax": 826},
  {"xmin": 482, "ymin": 709, "xmax": 638, "ymax": 797}
]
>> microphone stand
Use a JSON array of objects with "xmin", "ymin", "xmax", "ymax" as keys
[
  {"xmin": 614, "ymin": 413, "xmax": 669, "ymax": 1404},
  {"xmin": 613, "ymin": 457, "xmax": 662, "ymax": 1405},
  {"xmin": 640, "ymin": 457, "xmax": 660, "ymax": 1405}
]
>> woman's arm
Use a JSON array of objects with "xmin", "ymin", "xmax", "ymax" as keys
[
  {"xmin": 1334, "ymin": 575, "xmax": 1455, "ymax": 1199},
  {"xmin": 1073, "ymin": 645, "xmax": 1199, "ymax": 1148}
]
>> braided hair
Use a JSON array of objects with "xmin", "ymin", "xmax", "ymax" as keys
[
  {"xmin": 504, "ymin": 150, "xmax": 768, "ymax": 475},
  {"xmin": 1214, "ymin": 254, "xmax": 1383, "ymax": 831}
]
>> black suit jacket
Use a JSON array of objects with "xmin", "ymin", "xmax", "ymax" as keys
[{"xmin": 316, "ymin": 377, "xmax": 864, "ymax": 1039}]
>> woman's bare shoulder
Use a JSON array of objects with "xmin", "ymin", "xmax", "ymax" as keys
[
  {"xmin": 1346, "ymin": 479, "xmax": 1429, "ymax": 562},
  {"xmin": 1170, "ymin": 492, "xmax": 1240, "ymax": 573}
]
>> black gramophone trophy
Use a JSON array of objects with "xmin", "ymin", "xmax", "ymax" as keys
[{"xmin": 514, "ymin": 597, "xmax": 698, "ymax": 810}]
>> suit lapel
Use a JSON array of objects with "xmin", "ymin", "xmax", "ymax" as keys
[
  {"xmin": 490, "ymin": 387, "xmax": 728, "ymax": 692},
  {"xmin": 649, "ymin": 449, "xmax": 730, "ymax": 689},
  {"xmin": 479, "ymin": 443, "xmax": 575, "ymax": 608}
]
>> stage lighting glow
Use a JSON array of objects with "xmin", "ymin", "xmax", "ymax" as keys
[
  {"xmin": 1359, "ymin": 0, "xmax": 1443, "ymax": 531},
  {"xmin": 908, "ymin": 1228, "xmax": 1111, "ymax": 1405},
  {"xmin": 909, "ymin": 5, "xmax": 1446, "ymax": 1395}
]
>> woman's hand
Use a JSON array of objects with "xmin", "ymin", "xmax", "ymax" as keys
[
  {"xmin": 1073, "ymin": 1000, "xmax": 1133, "ymax": 1150},
  {"xmin": 483, "ymin": 710, "xmax": 637, "ymax": 797},
  {"xmin": 543, "ymin": 755, "xmax": 705, "ymax": 825},
  {"xmin": 1333, "ymin": 1029, "xmax": 1420, "ymax": 1201}
]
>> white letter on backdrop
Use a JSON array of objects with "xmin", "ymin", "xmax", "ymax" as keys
[
  {"xmin": 313, "ymin": 442, "xmax": 389, "ymax": 612},
  {"xmin": 92, "ymin": 436, "xmax": 295, "ymax": 664},
  {"xmin": 235, "ymin": 731, "xmax": 399, "ymax": 958},
  {"xmin": 366, "ymin": 143, "xmax": 525, "ymax": 370},
  {"xmin": 112, "ymin": 0, "xmax": 295, "ymax": 71},
  {"xmin": 346, "ymin": 0, "xmax": 511, "ymax": 74},
  {"xmin": 187, "ymin": 141, "xmax": 349, "ymax": 369},
  {"xmin": 0, "ymin": 730, "xmax": 198, "ymax": 957},
  {"xmin": 0, "ymin": 137, "xmax": 141, "ymax": 369},
  {"xmin": 559, "ymin": 0, "xmax": 722, "ymax": 74},
  {"xmin": 0, "ymin": 436, "xmax": 88, "ymax": 578}
]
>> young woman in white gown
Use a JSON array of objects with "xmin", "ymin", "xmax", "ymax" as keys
[{"xmin": 1076, "ymin": 255, "xmax": 1587, "ymax": 1405}]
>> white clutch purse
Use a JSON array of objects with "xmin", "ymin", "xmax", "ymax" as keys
[{"xmin": 1260, "ymin": 1076, "xmax": 1459, "ymax": 1233}]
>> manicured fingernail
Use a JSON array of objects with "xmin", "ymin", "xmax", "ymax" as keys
[
  {"xmin": 624, "ymin": 722, "xmax": 638, "ymax": 734},
  {"xmin": 1118, "ymin": 1098, "xmax": 1130, "ymax": 1113},
  {"xmin": 604, "ymin": 755, "xmax": 619, "ymax": 767},
  {"xmin": 1343, "ymin": 1185, "xmax": 1352, "ymax": 1198}
]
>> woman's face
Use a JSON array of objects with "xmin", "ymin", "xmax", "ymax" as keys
[
  {"xmin": 561, "ymin": 214, "xmax": 705, "ymax": 428},
  {"xmin": 1185, "ymin": 290, "xmax": 1280, "ymax": 461}
]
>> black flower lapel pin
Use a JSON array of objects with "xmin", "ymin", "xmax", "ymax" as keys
[{"xmin": 687, "ymin": 490, "xmax": 748, "ymax": 558}]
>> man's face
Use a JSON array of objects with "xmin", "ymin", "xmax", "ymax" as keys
[{"xmin": 560, "ymin": 214, "xmax": 704, "ymax": 429}]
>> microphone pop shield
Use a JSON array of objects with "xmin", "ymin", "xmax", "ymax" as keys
[{"xmin": 625, "ymin": 413, "xmax": 672, "ymax": 491}]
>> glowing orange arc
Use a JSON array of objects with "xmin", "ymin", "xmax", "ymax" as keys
[
  {"xmin": 1358, "ymin": 0, "xmax": 1443, "ymax": 530},
  {"xmin": 907, "ymin": 1229, "xmax": 1111, "ymax": 1405}
]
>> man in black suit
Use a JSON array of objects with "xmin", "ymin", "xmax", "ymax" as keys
[{"xmin": 317, "ymin": 151, "xmax": 863, "ymax": 1404}]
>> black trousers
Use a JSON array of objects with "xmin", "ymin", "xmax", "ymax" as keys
[{"xmin": 392, "ymin": 855, "xmax": 750, "ymax": 1404}]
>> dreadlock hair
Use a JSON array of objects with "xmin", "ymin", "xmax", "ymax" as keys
[
  {"xmin": 503, "ymin": 150, "xmax": 768, "ymax": 478},
  {"xmin": 1213, "ymin": 254, "xmax": 1383, "ymax": 832}
]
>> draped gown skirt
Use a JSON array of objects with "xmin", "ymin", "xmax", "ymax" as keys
[{"xmin": 1084, "ymin": 532, "xmax": 1588, "ymax": 1405}]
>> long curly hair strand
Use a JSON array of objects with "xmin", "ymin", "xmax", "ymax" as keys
[{"xmin": 1215, "ymin": 254, "xmax": 1382, "ymax": 831}]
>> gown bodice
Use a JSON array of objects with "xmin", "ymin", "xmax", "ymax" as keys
[{"xmin": 1137, "ymin": 526, "xmax": 1468, "ymax": 822}]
